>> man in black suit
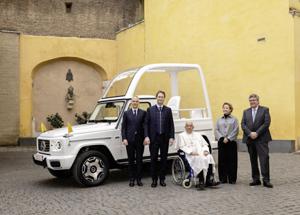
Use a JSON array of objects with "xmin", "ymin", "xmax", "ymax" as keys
[
  {"xmin": 121, "ymin": 96, "xmax": 146, "ymax": 187},
  {"xmin": 241, "ymin": 93, "xmax": 273, "ymax": 188},
  {"xmin": 144, "ymin": 90, "xmax": 175, "ymax": 187}
]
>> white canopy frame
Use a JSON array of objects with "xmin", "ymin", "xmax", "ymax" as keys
[{"xmin": 102, "ymin": 63, "xmax": 212, "ymax": 118}]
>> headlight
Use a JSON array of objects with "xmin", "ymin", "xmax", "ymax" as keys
[{"xmin": 50, "ymin": 140, "xmax": 63, "ymax": 152}]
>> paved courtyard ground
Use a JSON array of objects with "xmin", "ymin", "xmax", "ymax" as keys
[{"xmin": 0, "ymin": 147, "xmax": 299, "ymax": 215}]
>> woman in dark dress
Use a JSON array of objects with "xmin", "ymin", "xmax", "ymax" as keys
[{"xmin": 215, "ymin": 102, "xmax": 239, "ymax": 184}]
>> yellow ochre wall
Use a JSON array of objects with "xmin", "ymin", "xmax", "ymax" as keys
[
  {"xmin": 116, "ymin": 22, "xmax": 145, "ymax": 71},
  {"xmin": 20, "ymin": 1, "xmax": 300, "ymax": 150},
  {"xmin": 116, "ymin": 0, "xmax": 297, "ymax": 144},
  {"xmin": 20, "ymin": 35, "xmax": 116, "ymax": 137},
  {"xmin": 293, "ymin": 0, "xmax": 300, "ymax": 151}
]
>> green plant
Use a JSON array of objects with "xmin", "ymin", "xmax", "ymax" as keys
[
  {"xmin": 75, "ymin": 111, "xmax": 91, "ymax": 124},
  {"xmin": 47, "ymin": 113, "xmax": 64, "ymax": 128}
]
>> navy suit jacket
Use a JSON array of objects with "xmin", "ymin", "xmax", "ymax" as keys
[
  {"xmin": 121, "ymin": 108, "xmax": 146, "ymax": 143},
  {"xmin": 241, "ymin": 106, "xmax": 272, "ymax": 143},
  {"xmin": 144, "ymin": 105, "xmax": 175, "ymax": 143}
]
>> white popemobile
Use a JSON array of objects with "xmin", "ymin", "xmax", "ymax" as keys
[{"xmin": 33, "ymin": 63, "xmax": 216, "ymax": 187}]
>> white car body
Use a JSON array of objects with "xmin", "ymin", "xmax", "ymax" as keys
[{"xmin": 33, "ymin": 63, "xmax": 216, "ymax": 186}]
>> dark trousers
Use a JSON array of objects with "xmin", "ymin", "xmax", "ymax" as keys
[
  {"xmin": 126, "ymin": 138, "xmax": 144, "ymax": 180},
  {"xmin": 198, "ymin": 164, "xmax": 214, "ymax": 185},
  {"xmin": 218, "ymin": 138, "xmax": 238, "ymax": 183},
  {"xmin": 247, "ymin": 141, "xmax": 270, "ymax": 182},
  {"xmin": 150, "ymin": 134, "xmax": 169, "ymax": 181}
]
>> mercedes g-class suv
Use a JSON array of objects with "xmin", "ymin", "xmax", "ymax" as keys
[{"xmin": 33, "ymin": 63, "xmax": 216, "ymax": 187}]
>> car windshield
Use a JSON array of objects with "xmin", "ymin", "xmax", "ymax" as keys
[
  {"xmin": 103, "ymin": 69, "xmax": 138, "ymax": 98},
  {"xmin": 88, "ymin": 101, "xmax": 125, "ymax": 123}
]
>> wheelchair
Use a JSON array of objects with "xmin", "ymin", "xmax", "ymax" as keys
[
  {"xmin": 172, "ymin": 149, "xmax": 197, "ymax": 188},
  {"xmin": 171, "ymin": 136, "xmax": 214, "ymax": 189}
]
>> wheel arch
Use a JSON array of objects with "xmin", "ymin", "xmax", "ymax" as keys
[{"xmin": 75, "ymin": 145, "xmax": 117, "ymax": 169}]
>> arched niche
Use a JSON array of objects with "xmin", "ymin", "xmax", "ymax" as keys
[{"xmin": 32, "ymin": 57, "xmax": 107, "ymax": 134}]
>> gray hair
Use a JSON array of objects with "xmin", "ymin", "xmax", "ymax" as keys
[
  {"xmin": 131, "ymin": 95, "xmax": 139, "ymax": 100},
  {"xmin": 185, "ymin": 121, "xmax": 194, "ymax": 127},
  {"xmin": 248, "ymin": 93, "xmax": 259, "ymax": 101}
]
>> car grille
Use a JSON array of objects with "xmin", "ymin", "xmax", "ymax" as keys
[{"xmin": 38, "ymin": 139, "xmax": 50, "ymax": 152}]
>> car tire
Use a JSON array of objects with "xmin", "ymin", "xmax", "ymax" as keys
[
  {"xmin": 72, "ymin": 150, "xmax": 109, "ymax": 187},
  {"xmin": 48, "ymin": 169, "xmax": 72, "ymax": 178}
]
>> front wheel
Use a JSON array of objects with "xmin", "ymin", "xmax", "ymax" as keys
[
  {"xmin": 72, "ymin": 150, "xmax": 109, "ymax": 187},
  {"xmin": 182, "ymin": 179, "xmax": 192, "ymax": 189}
]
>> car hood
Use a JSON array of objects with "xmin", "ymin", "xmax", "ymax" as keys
[{"xmin": 38, "ymin": 123, "xmax": 116, "ymax": 138}]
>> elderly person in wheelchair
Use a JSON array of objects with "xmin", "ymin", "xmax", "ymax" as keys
[{"xmin": 174, "ymin": 121, "xmax": 219, "ymax": 190}]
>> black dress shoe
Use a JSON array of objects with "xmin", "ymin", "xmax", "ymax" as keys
[
  {"xmin": 220, "ymin": 180, "xmax": 228, "ymax": 184},
  {"xmin": 197, "ymin": 183, "xmax": 205, "ymax": 191},
  {"xmin": 129, "ymin": 180, "xmax": 134, "ymax": 187},
  {"xmin": 213, "ymin": 181, "xmax": 220, "ymax": 186},
  {"xmin": 160, "ymin": 180, "xmax": 166, "ymax": 187},
  {"xmin": 249, "ymin": 180, "xmax": 261, "ymax": 186},
  {"xmin": 206, "ymin": 181, "xmax": 220, "ymax": 187},
  {"xmin": 263, "ymin": 181, "xmax": 273, "ymax": 188},
  {"xmin": 151, "ymin": 180, "xmax": 157, "ymax": 188},
  {"xmin": 229, "ymin": 181, "xmax": 236, "ymax": 184},
  {"xmin": 137, "ymin": 180, "xmax": 143, "ymax": 186}
]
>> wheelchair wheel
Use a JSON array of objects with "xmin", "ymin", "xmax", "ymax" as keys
[
  {"xmin": 182, "ymin": 179, "xmax": 192, "ymax": 189},
  {"xmin": 171, "ymin": 156, "xmax": 185, "ymax": 185}
]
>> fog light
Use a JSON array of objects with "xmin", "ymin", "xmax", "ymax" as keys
[{"xmin": 50, "ymin": 161, "xmax": 61, "ymax": 168}]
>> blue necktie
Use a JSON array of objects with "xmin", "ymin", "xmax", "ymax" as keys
[{"xmin": 159, "ymin": 107, "xmax": 162, "ymax": 134}]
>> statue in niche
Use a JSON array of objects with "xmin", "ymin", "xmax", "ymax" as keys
[
  {"xmin": 65, "ymin": 86, "xmax": 75, "ymax": 110},
  {"xmin": 66, "ymin": 69, "xmax": 73, "ymax": 82}
]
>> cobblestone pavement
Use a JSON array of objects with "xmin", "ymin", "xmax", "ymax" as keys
[{"xmin": 0, "ymin": 148, "xmax": 299, "ymax": 215}]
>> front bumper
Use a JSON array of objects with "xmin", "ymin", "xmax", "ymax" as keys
[
  {"xmin": 32, "ymin": 153, "xmax": 76, "ymax": 170},
  {"xmin": 32, "ymin": 154, "xmax": 47, "ymax": 167}
]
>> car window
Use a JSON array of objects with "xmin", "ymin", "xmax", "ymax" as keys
[
  {"xmin": 138, "ymin": 102, "xmax": 151, "ymax": 111},
  {"xmin": 89, "ymin": 101, "xmax": 125, "ymax": 122},
  {"xmin": 128, "ymin": 102, "xmax": 151, "ymax": 111}
]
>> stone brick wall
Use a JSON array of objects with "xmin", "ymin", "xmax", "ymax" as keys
[
  {"xmin": 0, "ymin": 32, "xmax": 19, "ymax": 145},
  {"xmin": 0, "ymin": 0, "xmax": 143, "ymax": 39},
  {"xmin": 0, "ymin": 0, "xmax": 143, "ymax": 144}
]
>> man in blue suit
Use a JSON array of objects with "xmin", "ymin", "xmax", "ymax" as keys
[
  {"xmin": 121, "ymin": 96, "xmax": 146, "ymax": 187},
  {"xmin": 144, "ymin": 90, "xmax": 175, "ymax": 187}
]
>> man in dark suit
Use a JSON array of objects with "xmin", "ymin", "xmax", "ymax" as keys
[
  {"xmin": 144, "ymin": 90, "xmax": 175, "ymax": 187},
  {"xmin": 121, "ymin": 96, "xmax": 146, "ymax": 187},
  {"xmin": 241, "ymin": 93, "xmax": 273, "ymax": 188}
]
